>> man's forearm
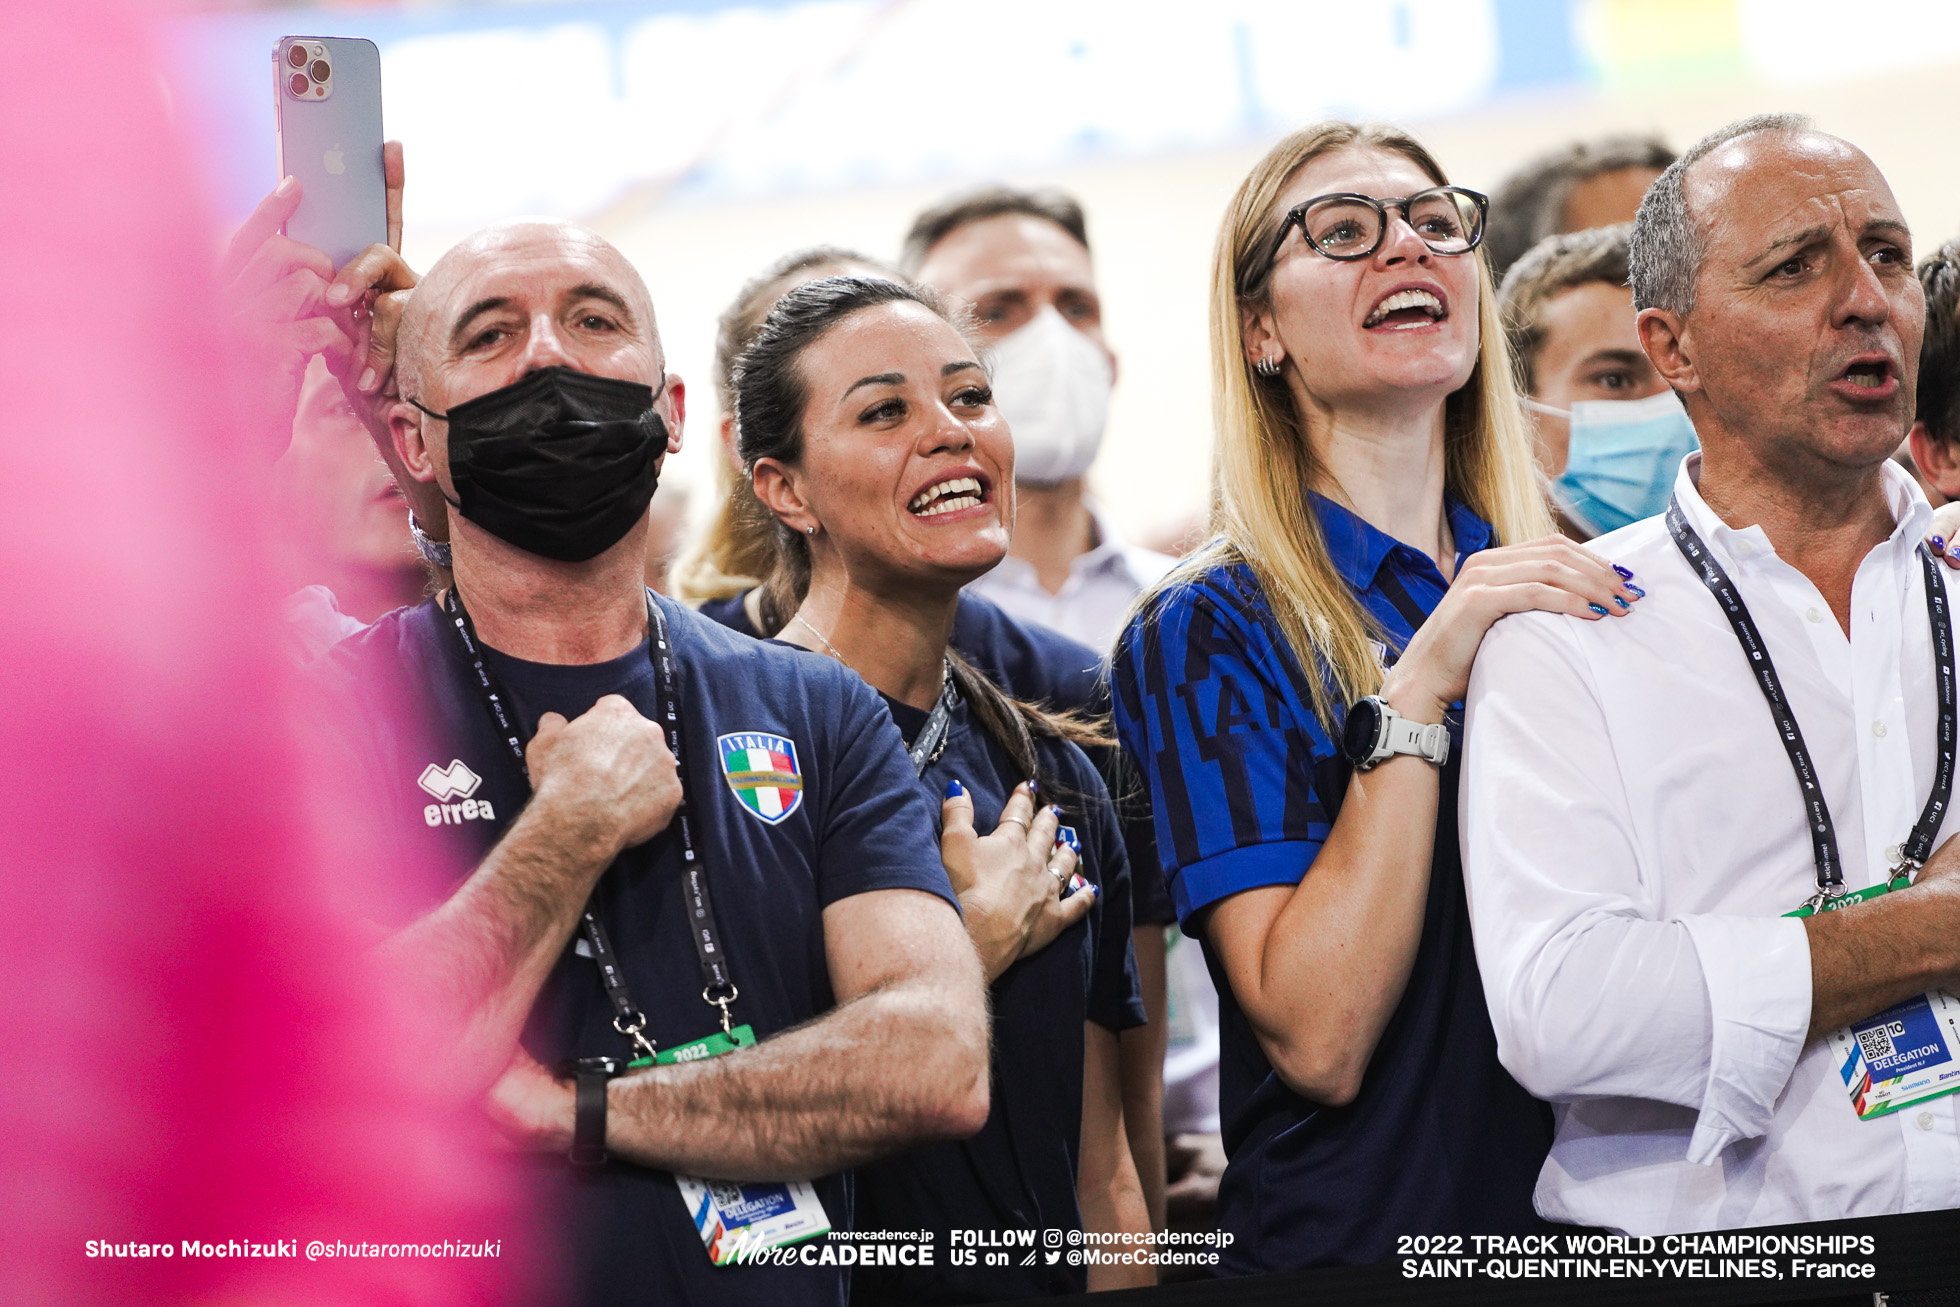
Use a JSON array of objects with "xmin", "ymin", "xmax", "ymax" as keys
[
  {"xmin": 373, "ymin": 798, "xmax": 614, "ymax": 1087},
  {"xmin": 1805, "ymin": 879, "xmax": 1960, "ymax": 1039},
  {"xmin": 605, "ymin": 970, "xmax": 989, "ymax": 1181}
]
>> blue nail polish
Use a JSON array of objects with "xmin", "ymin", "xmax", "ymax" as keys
[
  {"xmin": 1626, "ymin": 583, "xmax": 1647, "ymax": 599},
  {"xmin": 1589, "ymin": 603, "xmax": 1610, "ymax": 616},
  {"xmin": 1614, "ymin": 595, "xmax": 1630, "ymax": 609},
  {"xmin": 1613, "ymin": 564, "xmax": 1634, "ymax": 579},
  {"xmin": 1936, "ymin": 536, "xmax": 1947, "ymax": 551},
  {"xmin": 1027, "ymin": 778, "xmax": 1038, "ymax": 793},
  {"xmin": 944, "ymin": 779, "xmax": 964, "ymax": 799}
]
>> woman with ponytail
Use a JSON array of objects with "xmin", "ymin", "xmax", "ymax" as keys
[
  {"xmin": 1110, "ymin": 123, "xmax": 1647, "ymax": 1271},
  {"xmin": 737, "ymin": 274, "xmax": 1153, "ymax": 1299}
]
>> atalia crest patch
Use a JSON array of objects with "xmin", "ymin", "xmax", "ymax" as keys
[{"xmin": 718, "ymin": 732, "xmax": 804, "ymax": 825}]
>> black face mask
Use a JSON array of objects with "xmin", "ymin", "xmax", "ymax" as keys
[{"xmin": 412, "ymin": 366, "xmax": 667, "ymax": 563}]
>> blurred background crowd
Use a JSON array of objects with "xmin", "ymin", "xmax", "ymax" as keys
[{"xmin": 168, "ymin": 0, "xmax": 1960, "ymax": 572}]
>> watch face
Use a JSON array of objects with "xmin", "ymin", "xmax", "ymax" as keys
[{"xmin": 1342, "ymin": 697, "xmax": 1382, "ymax": 764}]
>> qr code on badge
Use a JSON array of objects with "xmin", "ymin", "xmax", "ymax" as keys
[{"xmin": 1858, "ymin": 1025, "xmax": 1897, "ymax": 1062}]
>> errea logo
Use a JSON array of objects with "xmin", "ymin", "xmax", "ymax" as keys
[{"xmin": 417, "ymin": 760, "xmax": 496, "ymax": 827}]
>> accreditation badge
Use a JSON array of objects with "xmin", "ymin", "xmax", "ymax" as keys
[
  {"xmin": 657, "ymin": 1026, "xmax": 832, "ymax": 1263},
  {"xmin": 1788, "ymin": 885, "xmax": 1960, "ymax": 1121},
  {"xmin": 1829, "ymin": 990, "xmax": 1960, "ymax": 1121}
]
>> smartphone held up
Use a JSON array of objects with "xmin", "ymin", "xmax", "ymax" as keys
[{"xmin": 273, "ymin": 36, "xmax": 386, "ymax": 268}]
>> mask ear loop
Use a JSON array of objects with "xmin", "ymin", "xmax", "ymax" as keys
[
  {"xmin": 401, "ymin": 396, "xmax": 465, "ymax": 514},
  {"xmin": 1521, "ymin": 397, "xmax": 1568, "ymax": 419}
]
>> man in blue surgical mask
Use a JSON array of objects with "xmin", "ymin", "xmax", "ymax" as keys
[{"xmin": 1501, "ymin": 223, "xmax": 1699, "ymax": 538}]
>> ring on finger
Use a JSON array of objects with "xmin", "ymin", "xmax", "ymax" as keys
[{"xmin": 1002, "ymin": 816, "xmax": 1030, "ymax": 831}]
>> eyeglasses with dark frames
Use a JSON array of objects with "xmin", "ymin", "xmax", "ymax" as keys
[{"xmin": 1267, "ymin": 186, "xmax": 1489, "ymax": 267}]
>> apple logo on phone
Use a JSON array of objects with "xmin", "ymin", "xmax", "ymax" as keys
[{"xmin": 323, "ymin": 144, "xmax": 345, "ymax": 176}]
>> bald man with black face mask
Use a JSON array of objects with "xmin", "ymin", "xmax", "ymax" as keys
[{"xmin": 315, "ymin": 219, "xmax": 992, "ymax": 1305}]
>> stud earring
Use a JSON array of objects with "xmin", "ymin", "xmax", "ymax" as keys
[
  {"xmin": 1254, "ymin": 354, "xmax": 1281, "ymax": 377},
  {"xmin": 806, "ymin": 525, "xmax": 818, "ymax": 535}
]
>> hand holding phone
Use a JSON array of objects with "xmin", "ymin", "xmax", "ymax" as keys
[{"xmin": 274, "ymin": 36, "xmax": 386, "ymax": 268}]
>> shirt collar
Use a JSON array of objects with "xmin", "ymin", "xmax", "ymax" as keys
[
  {"xmin": 995, "ymin": 499, "xmax": 1149, "ymax": 588},
  {"xmin": 1309, "ymin": 491, "xmax": 1493, "ymax": 590},
  {"xmin": 1073, "ymin": 500, "xmax": 1130, "ymax": 578},
  {"xmin": 1672, "ymin": 451, "xmax": 1933, "ymax": 569}
]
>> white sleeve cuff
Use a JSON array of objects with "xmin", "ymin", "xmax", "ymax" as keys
[{"xmin": 1679, "ymin": 914, "xmax": 1812, "ymax": 1165}]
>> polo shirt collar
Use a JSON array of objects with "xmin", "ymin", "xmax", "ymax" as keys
[{"xmin": 1309, "ymin": 491, "xmax": 1492, "ymax": 590}]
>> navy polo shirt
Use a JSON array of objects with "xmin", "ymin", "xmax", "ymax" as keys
[
  {"xmin": 1109, "ymin": 496, "xmax": 1553, "ymax": 1273},
  {"xmin": 317, "ymin": 593, "xmax": 958, "ymax": 1307},
  {"xmin": 697, "ymin": 589, "xmax": 1175, "ymax": 928},
  {"xmin": 850, "ymin": 688, "xmax": 1145, "ymax": 1304}
]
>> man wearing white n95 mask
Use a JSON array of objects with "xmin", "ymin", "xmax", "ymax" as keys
[
  {"xmin": 903, "ymin": 186, "xmax": 1175, "ymax": 656},
  {"xmin": 905, "ymin": 186, "xmax": 1206, "ymax": 1237},
  {"xmin": 1462, "ymin": 115, "xmax": 1960, "ymax": 1236}
]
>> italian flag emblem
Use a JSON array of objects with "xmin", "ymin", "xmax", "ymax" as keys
[{"xmin": 718, "ymin": 732, "xmax": 804, "ymax": 825}]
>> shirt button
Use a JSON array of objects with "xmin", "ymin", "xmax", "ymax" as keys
[
  {"xmin": 1872, "ymin": 721, "xmax": 1889, "ymax": 738},
  {"xmin": 1917, "ymin": 1111, "xmax": 1936, "ymax": 1131},
  {"xmin": 1805, "ymin": 606, "xmax": 1824, "ymax": 623},
  {"xmin": 1887, "ymin": 844, "xmax": 1905, "ymax": 865}
]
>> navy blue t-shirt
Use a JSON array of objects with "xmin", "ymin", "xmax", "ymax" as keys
[
  {"xmin": 317, "ymin": 594, "xmax": 959, "ymax": 1307},
  {"xmin": 1109, "ymin": 497, "xmax": 1553, "ymax": 1273},
  {"xmin": 850, "ymin": 688, "xmax": 1145, "ymax": 1304},
  {"xmin": 696, "ymin": 590, "xmax": 1174, "ymax": 928}
]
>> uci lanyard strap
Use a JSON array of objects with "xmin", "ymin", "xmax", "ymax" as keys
[
  {"xmin": 441, "ymin": 587, "xmax": 742, "ymax": 1051},
  {"xmin": 906, "ymin": 660, "xmax": 960, "ymax": 778},
  {"xmin": 1666, "ymin": 495, "xmax": 1956, "ymax": 906}
]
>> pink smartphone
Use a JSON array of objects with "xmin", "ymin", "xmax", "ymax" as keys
[{"xmin": 272, "ymin": 35, "xmax": 386, "ymax": 268}]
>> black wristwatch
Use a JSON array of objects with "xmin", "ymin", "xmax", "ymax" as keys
[
  {"xmin": 1342, "ymin": 695, "xmax": 1449, "ymax": 771},
  {"xmin": 563, "ymin": 1055, "xmax": 630, "ymax": 1167}
]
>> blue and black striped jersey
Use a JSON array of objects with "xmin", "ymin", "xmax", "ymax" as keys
[
  {"xmin": 1111, "ymin": 495, "xmax": 1490, "ymax": 924},
  {"xmin": 1110, "ymin": 492, "xmax": 1553, "ymax": 1272}
]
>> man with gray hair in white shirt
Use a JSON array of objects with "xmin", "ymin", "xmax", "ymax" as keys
[{"xmin": 1462, "ymin": 113, "xmax": 1960, "ymax": 1235}]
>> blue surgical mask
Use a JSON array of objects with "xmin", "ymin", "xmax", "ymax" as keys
[{"xmin": 1527, "ymin": 389, "xmax": 1700, "ymax": 536}]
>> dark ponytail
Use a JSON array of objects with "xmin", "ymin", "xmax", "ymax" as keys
[{"xmin": 731, "ymin": 275, "xmax": 1110, "ymax": 786}]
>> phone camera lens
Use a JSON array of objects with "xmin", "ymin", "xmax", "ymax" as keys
[
  {"xmin": 310, "ymin": 59, "xmax": 331, "ymax": 83},
  {"xmin": 287, "ymin": 44, "xmax": 307, "ymax": 69},
  {"xmin": 289, "ymin": 72, "xmax": 308, "ymax": 96}
]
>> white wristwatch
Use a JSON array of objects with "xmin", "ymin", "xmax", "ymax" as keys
[{"xmin": 1341, "ymin": 695, "xmax": 1450, "ymax": 771}]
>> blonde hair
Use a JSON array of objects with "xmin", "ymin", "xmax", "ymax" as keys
[
  {"xmin": 1151, "ymin": 121, "xmax": 1551, "ymax": 732},
  {"xmin": 669, "ymin": 453, "xmax": 780, "ymax": 605}
]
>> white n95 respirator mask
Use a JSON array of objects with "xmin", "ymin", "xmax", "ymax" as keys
[{"xmin": 988, "ymin": 305, "xmax": 1114, "ymax": 485}]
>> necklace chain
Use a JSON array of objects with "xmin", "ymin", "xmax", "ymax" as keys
[{"xmin": 788, "ymin": 612, "xmax": 850, "ymax": 666}]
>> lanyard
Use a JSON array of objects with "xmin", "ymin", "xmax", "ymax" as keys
[
  {"xmin": 906, "ymin": 660, "xmax": 960, "ymax": 778},
  {"xmin": 1666, "ymin": 496, "xmax": 1956, "ymax": 906},
  {"xmin": 441, "ymin": 587, "xmax": 741, "ymax": 1055}
]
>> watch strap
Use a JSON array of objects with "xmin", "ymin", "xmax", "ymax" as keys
[
  {"xmin": 1356, "ymin": 701, "xmax": 1450, "ymax": 772},
  {"xmin": 570, "ymin": 1060, "xmax": 615, "ymax": 1167}
]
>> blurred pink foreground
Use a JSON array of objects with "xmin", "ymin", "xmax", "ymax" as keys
[{"xmin": 0, "ymin": 3, "xmax": 537, "ymax": 1302}]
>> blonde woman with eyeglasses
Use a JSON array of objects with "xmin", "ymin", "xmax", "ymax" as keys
[{"xmin": 1110, "ymin": 122, "xmax": 1645, "ymax": 1271}]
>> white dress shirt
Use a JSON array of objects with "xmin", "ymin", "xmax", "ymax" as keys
[
  {"xmin": 1461, "ymin": 455, "xmax": 1960, "ymax": 1235},
  {"xmin": 966, "ymin": 500, "xmax": 1176, "ymax": 656}
]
